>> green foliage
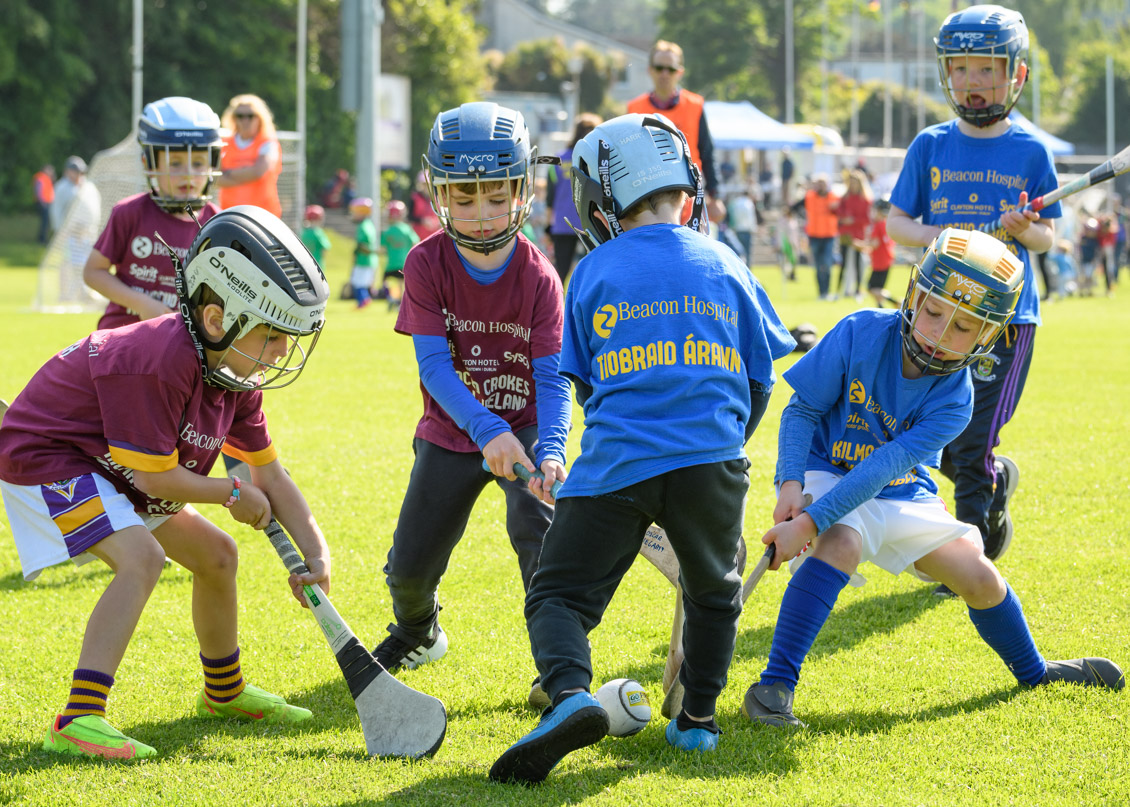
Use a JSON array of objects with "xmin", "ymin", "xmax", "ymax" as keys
[
  {"xmin": 1060, "ymin": 36, "xmax": 1130, "ymax": 149},
  {"xmin": 0, "ymin": 0, "xmax": 485, "ymax": 214},
  {"xmin": 381, "ymin": 0, "xmax": 486, "ymax": 172},
  {"xmin": 489, "ymin": 38, "xmax": 619, "ymax": 116}
]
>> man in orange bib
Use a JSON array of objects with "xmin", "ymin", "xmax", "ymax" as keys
[{"xmin": 627, "ymin": 40, "xmax": 721, "ymax": 226}]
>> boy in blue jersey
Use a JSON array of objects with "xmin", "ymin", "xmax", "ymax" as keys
[
  {"xmin": 888, "ymin": 6, "xmax": 1057, "ymax": 579},
  {"xmin": 741, "ymin": 228, "xmax": 1124, "ymax": 729},
  {"xmin": 490, "ymin": 113, "xmax": 795, "ymax": 785}
]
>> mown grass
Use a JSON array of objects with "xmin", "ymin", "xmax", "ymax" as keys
[{"xmin": 0, "ymin": 221, "xmax": 1126, "ymax": 806}]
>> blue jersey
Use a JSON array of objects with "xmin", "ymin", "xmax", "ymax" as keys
[
  {"xmin": 560, "ymin": 224, "xmax": 795, "ymax": 497},
  {"xmin": 782, "ymin": 310, "xmax": 972, "ymax": 520},
  {"xmin": 890, "ymin": 120, "xmax": 1060, "ymax": 326}
]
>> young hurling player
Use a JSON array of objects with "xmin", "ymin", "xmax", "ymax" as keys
[
  {"xmin": 0, "ymin": 207, "xmax": 332, "ymax": 759},
  {"xmin": 490, "ymin": 113, "xmax": 795, "ymax": 785},
  {"xmin": 887, "ymin": 6, "xmax": 1057, "ymax": 591},
  {"xmin": 373, "ymin": 102, "xmax": 571, "ymax": 680},
  {"xmin": 741, "ymin": 229, "xmax": 1123, "ymax": 729},
  {"xmin": 84, "ymin": 96, "xmax": 223, "ymax": 330}
]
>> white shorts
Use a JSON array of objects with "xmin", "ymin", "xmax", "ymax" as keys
[
  {"xmin": 787, "ymin": 470, "xmax": 982, "ymax": 587},
  {"xmin": 1, "ymin": 473, "xmax": 168, "ymax": 581},
  {"xmin": 350, "ymin": 266, "xmax": 375, "ymax": 289}
]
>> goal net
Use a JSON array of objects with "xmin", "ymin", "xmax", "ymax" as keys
[{"xmin": 35, "ymin": 131, "xmax": 305, "ymax": 313}]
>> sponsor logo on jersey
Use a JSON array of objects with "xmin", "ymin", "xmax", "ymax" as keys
[
  {"xmin": 931, "ymin": 166, "xmax": 941, "ymax": 191},
  {"xmin": 849, "ymin": 379, "xmax": 866, "ymax": 404},
  {"xmin": 131, "ymin": 236, "xmax": 154, "ymax": 259},
  {"xmin": 593, "ymin": 304, "xmax": 618, "ymax": 338}
]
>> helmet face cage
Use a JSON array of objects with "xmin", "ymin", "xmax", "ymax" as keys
[
  {"xmin": 935, "ymin": 5, "xmax": 1028, "ymax": 128},
  {"xmin": 423, "ymin": 102, "xmax": 535, "ymax": 255},
  {"xmin": 175, "ymin": 205, "xmax": 329, "ymax": 392},
  {"xmin": 138, "ymin": 97, "xmax": 223, "ymax": 212},
  {"xmin": 569, "ymin": 113, "xmax": 703, "ymax": 249},
  {"xmin": 900, "ymin": 228, "xmax": 1023, "ymax": 375}
]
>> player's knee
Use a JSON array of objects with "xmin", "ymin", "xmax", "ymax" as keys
[
  {"xmin": 961, "ymin": 558, "xmax": 1007, "ymax": 607},
  {"xmin": 123, "ymin": 534, "xmax": 168, "ymax": 586},
  {"xmin": 814, "ymin": 525, "xmax": 862, "ymax": 570},
  {"xmin": 191, "ymin": 529, "xmax": 239, "ymax": 580}
]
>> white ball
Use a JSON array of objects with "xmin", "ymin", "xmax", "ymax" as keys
[{"xmin": 595, "ymin": 678, "xmax": 651, "ymax": 737}]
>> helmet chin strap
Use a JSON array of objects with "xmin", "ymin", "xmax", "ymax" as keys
[{"xmin": 163, "ymin": 229, "xmax": 248, "ymax": 386}]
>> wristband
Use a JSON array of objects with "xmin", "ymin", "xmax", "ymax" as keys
[{"xmin": 223, "ymin": 476, "xmax": 242, "ymax": 508}]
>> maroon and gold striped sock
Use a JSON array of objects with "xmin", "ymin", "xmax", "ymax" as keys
[
  {"xmin": 58, "ymin": 668, "xmax": 114, "ymax": 729},
  {"xmin": 201, "ymin": 649, "xmax": 245, "ymax": 703}
]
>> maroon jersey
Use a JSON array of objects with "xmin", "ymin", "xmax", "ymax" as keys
[
  {"xmin": 92, "ymin": 193, "xmax": 220, "ymax": 330},
  {"xmin": 395, "ymin": 232, "xmax": 564, "ymax": 453},
  {"xmin": 0, "ymin": 315, "xmax": 275, "ymax": 516}
]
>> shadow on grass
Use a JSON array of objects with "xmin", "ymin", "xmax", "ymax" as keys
[
  {"xmin": 735, "ymin": 585, "xmax": 949, "ymax": 664},
  {"xmin": 0, "ymin": 562, "xmax": 193, "ymax": 592}
]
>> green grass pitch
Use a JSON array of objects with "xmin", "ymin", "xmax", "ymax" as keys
[{"xmin": 0, "ymin": 215, "xmax": 1126, "ymax": 805}]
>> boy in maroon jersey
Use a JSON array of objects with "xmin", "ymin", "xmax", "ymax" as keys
[
  {"xmin": 372, "ymin": 102, "xmax": 571, "ymax": 681},
  {"xmin": 0, "ymin": 206, "xmax": 330, "ymax": 760},
  {"xmin": 84, "ymin": 97, "xmax": 224, "ymax": 330}
]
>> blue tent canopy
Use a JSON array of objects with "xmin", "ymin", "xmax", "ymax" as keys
[
  {"xmin": 704, "ymin": 101, "xmax": 816, "ymax": 151},
  {"xmin": 1009, "ymin": 111, "xmax": 1075, "ymax": 156}
]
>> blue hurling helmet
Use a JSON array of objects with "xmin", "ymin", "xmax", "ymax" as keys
[
  {"xmin": 900, "ymin": 228, "xmax": 1023, "ymax": 375},
  {"xmin": 935, "ymin": 5, "xmax": 1028, "ymax": 128},
  {"xmin": 570, "ymin": 112, "xmax": 703, "ymax": 249},
  {"xmin": 138, "ymin": 96, "xmax": 223, "ymax": 212},
  {"xmin": 423, "ymin": 102, "xmax": 535, "ymax": 255}
]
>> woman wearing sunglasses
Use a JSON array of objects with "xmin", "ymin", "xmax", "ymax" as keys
[{"xmin": 217, "ymin": 94, "xmax": 283, "ymax": 218}]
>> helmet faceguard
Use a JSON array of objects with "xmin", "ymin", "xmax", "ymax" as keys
[
  {"xmin": 171, "ymin": 205, "xmax": 329, "ymax": 391},
  {"xmin": 423, "ymin": 102, "xmax": 536, "ymax": 255},
  {"xmin": 935, "ymin": 5, "xmax": 1028, "ymax": 128},
  {"xmin": 138, "ymin": 96, "xmax": 223, "ymax": 212},
  {"xmin": 900, "ymin": 228, "xmax": 1024, "ymax": 375},
  {"xmin": 569, "ymin": 112, "xmax": 704, "ymax": 250}
]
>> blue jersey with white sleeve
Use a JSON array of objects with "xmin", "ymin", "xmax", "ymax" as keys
[
  {"xmin": 560, "ymin": 224, "xmax": 795, "ymax": 497},
  {"xmin": 778, "ymin": 310, "xmax": 973, "ymax": 531},
  {"xmin": 890, "ymin": 120, "xmax": 1060, "ymax": 326}
]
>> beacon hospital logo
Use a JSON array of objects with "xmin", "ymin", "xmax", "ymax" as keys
[{"xmin": 593, "ymin": 304, "xmax": 618, "ymax": 338}]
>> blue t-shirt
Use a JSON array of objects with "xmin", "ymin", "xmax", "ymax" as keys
[
  {"xmin": 890, "ymin": 120, "xmax": 1061, "ymax": 326},
  {"xmin": 780, "ymin": 310, "xmax": 973, "ymax": 529},
  {"xmin": 559, "ymin": 223, "xmax": 795, "ymax": 497}
]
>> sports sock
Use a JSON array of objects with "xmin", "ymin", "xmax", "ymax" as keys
[
  {"xmin": 760, "ymin": 557, "xmax": 850, "ymax": 688},
  {"xmin": 967, "ymin": 583, "xmax": 1046, "ymax": 686},
  {"xmin": 676, "ymin": 711, "xmax": 719, "ymax": 735},
  {"xmin": 201, "ymin": 649, "xmax": 246, "ymax": 703},
  {"xmin": 58, "ymin": 668, "xmax": 114, "ymax": 729}
]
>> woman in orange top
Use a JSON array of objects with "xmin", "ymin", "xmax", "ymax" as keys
[{"xmin": 216, "ymin": 94, "xmax": 282, "ymax": 218}]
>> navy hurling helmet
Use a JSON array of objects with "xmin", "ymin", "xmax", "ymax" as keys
[
  {"xmin": 935, "ymin": 5, "xmax": 1028, "ymax": 128},
  {"xmin": 423, "ymin": 102, "xmax": 536, "ymax": 255}
]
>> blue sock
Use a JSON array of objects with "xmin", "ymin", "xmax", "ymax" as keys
[
  {"xmin": 968, "ymin": 583, "xmax": 1046, "ymax": 685},
  {"xmin": 760, "ymin": 557, "xmax": 850, "ymax": 688}
]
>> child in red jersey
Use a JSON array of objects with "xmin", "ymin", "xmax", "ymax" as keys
[
  {"xmin": 0, "ymin": 206, "xmax": 330, "ymax": 760},
  {"xmin": 372, "ymin": 103, "xmax": 570, "ymax": 681},
  {"xmin": 84, "ymin": 97, "xmax": 224, "ymax": 330}
]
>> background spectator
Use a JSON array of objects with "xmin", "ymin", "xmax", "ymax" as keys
[
  {"xmin": 32, "ymin": 164, "xmax": 55, "ymax": 245},
  {"xmin": 216, "ymin": 94, "xmax": 282, "ymax": 217}
]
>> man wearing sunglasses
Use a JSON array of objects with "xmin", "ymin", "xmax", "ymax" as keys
[{"xmin": 627, "ymin": 40, "xmax": 721, "ymax": 224}]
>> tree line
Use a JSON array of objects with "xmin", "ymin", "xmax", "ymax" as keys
[{"xmin": 3, "ymin": 0, "xmax": 1126, "ymax": 213}]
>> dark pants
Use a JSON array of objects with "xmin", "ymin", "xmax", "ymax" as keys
[
  {"xmin": 384, "ymin": 429, "xmax": 551, "ymax": 635},
  {"xmin": 36, "ymin": 201, "xmax": 51, "ymax": 245},
  {"xmin": 809, "ymin": 236, "xmax": 835, "ymax": 297},
  {"xmin": 940, "ymin": 324, "xmax": 1035, "ymax": 541},
  {"xmin": 525, "ymin": 458, "xmax": 749, "ymax": 718},
  {"xmin": 550, "ymin": 233, "xmax": 581, "ymax": 285}
]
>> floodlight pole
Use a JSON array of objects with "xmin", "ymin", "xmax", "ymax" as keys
[
  {"xmin": 297, "ymin": 0, "xmax": 308, "ymax": 217},
  {"xmin": 356, "ymin": 0, "xmax": 384, "ymax": 210},
  {"xmin": 132, "ymin": 0, "xmax": 143, "ymax": 129}
]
